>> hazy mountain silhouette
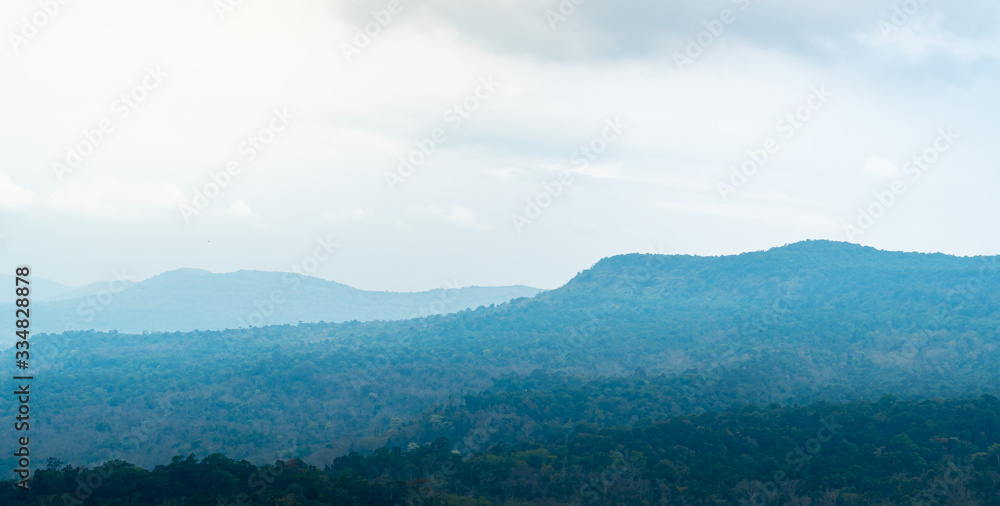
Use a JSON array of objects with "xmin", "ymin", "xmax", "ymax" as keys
[{"xmin": 1, "ymin": 268, "xmax": 541, "ymax": 338}]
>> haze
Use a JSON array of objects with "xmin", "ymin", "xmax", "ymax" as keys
[{"xmin": 0, "ymin": 0, "xmax": 997, "ymax": 291}]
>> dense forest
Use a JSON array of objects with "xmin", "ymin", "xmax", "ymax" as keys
[
  {"xmin": 1, "ymin": 241, "xmax": 998, "ymax": 470},
  {"xmin": 3, "ymin": 391, "xmax": 999, "ymax": 505}
]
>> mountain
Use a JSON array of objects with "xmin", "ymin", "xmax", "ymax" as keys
[
  {"xmin": 3, "ymin": 240, "xmax": 998, "ymax": 469},
  {"xmin": 0, "ymin": 274, "xmax": 77, "ymax": 302},
  {"xmin": 0, "ymin": 268, "xmax": 542, "ymax": 342}
]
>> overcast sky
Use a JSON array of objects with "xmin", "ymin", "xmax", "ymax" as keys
[{"xmin": 0, "ymin": 0, "xmax": 997, "ymax": 291}]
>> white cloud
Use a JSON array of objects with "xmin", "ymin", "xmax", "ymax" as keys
[
  {"xmin": 416, "ymin": 205, "xmax": 491, "ymax": 232},
  {"xmin": 573, "ymin": 163, "xmax": 628, "ymax": 181},
  {"xmin": 863, "ymin": 157, "xmax": 903, "ymax": 180},
  {"xmin": 443, "ymin": 205, "xmax": 489, "ymax": 231},
  {"xmin": 226, "ymin": 199, "xmax": 254, "ymax": 218},
  {"xmin": 485, "ymin": 167, "xmax": 522, "ymax": 179},
  {"xmin": 44, "ymin": 174, "xmax": 184, "ymax": 218},
  {"xmin": 324, "ymin": 206, "xmax": 367, "ymax": 224},
  {"xmin": 861, "ymin": 11, "xmax": 1000, "ymax": 64},
  {"xmin": 0, "ymin": 173, "xmax": 34, "ymax": 208}
]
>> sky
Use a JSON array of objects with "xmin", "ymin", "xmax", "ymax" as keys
[{"xmin": 0, "ymin": 0, "xmax": 997, "ymax": 291}]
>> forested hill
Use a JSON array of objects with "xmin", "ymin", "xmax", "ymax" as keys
[
  {"xmin": 544, "ymin": 239, "xmax": 994, "ymax": 313},
  {"xmin": 2, "ymin": 240, "xmax": 998, "ymax": 469},
  {"xmin": 0, "ymin": 268, "xmax": 541, "ymax": 340}
]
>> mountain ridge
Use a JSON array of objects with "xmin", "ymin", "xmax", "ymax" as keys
[{"xmin": 0, "ymin": 268, "xmax": 542, "ymax": 341}]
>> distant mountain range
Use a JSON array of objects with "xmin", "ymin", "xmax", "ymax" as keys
[
  {"xmin": 0, "ymin": 274, "xmax": 79, "ymax": 302},
  {"xmin": 0, "ymin": 269, "xmax": 541, "ymax": 342},
  {"xmin": 5, "ymin": 240, "xmax": 998, "ymax": 468}
]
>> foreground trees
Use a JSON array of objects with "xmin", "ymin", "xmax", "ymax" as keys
[{"xmin": 3, "ymin": 394, "xmax": 999, "ymax": 505}]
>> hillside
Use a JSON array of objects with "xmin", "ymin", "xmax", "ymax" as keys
[{"xmin": 3, "ymin": 240, "xmax": 998, "ymax": 469}]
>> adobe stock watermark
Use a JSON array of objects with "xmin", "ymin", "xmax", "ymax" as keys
[
  {"xmin": 400, "ymin": 452, "xmax": 459, "ymax": 506},
  {"xmin": 674, "ymin": 0, "xmax": 751, "ymax": 72},
  {"xmin": 35, "ymin": 379, "xmax": 173, "ymax": 504},
  {"xmin": 33, "ymin": 269, "xmax": 137, "ymax": 372},
  {"xmin": 843, "ymin": 127, "xmax": 958, "ymax": 241},
  {"xmin": 216, "ymin": 436, "xmax": 299, "ymax": 506},
  {"xmin": 39, "ymin": 463, "xmax": 114, "ymax": 506},
  {"xmin": 549, "ymin": 245, "xmax": 657, "ymax": 363},
  {"xmin": 742, "ymin": 416, "xmax": 844, "ymax": 505},
  {"xmin": 234, "ymin": 234, "xmax": 340, "ymax": 330},
  {"xmin": 545, "ymin": 0, "xmax": 588, "ymax": 31},
  {"xmin": 350, "ymin": 277, "xmax": 466, "ymax": 397},
  {"xmin": 676, "ymin": 284, "xmax": 799, "ymax": 415},
  {"xmin": 341, "ymin": 0, "xmax": 414, "ymax": 63},
  {"xmin": 717, "ymin": 85, "xmax": 832, "ymax": 201},
  {"xmin": 877, "ymin": 0, "xmax": 931, "ymax": 40},
  {"xmin": 384, "ymin": 74, "xmax": 500, "ymax": 192},
  {"xmin": 74, "ymin": 270, "xmax": 135, "ymax": 324},
  {"xmin": 911, "ymin": 454, "xmax": 974, "ymax": 506},
  {"xmin": 882, "ymin": 255, "xmax": 996, "ymax": 367},
  {"xmin": 411, "ymin": 278, "xmax": 462, "ymax": 319},
  {"xmin": 178, "ymin": 107, "xmax": 294, "ymax": 223},
  {"xmin": 213, "ymin": 0, "xmax": 249, "ymax": 21},
  {"xmin": 7, "ymin": 0, "xmax": 72, "ymax": 53},
  {"xmin": 578, "ymin": 450, "xmax": 636, "ymax": 504},
  {"xmin": 511, "ymin": 117, "xmax": 626, "ymax": 234},
  {"xmin": 116, "ymin": 393, "xmax": 178, "ymax": 457},
  {"xmin": 462, "ymin": 405, "xmax": 518, "ymax": 453},
  {"xmin": 52, "ymin": 65, "xmax": 168, "ymax": 182}
]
